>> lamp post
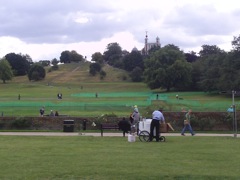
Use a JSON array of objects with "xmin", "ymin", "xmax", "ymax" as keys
[{"xmin": 232, "ymin": 90, "xmax": 237, "ymax": 138}]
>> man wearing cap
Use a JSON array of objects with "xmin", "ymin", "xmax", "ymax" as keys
[
  {"xmin": 149, "ymin": 109, "xmax": 165, "ymax": 142},
  {"xmin": 131, "ymin": 105, "xmax": 140, "ymax": 134}
]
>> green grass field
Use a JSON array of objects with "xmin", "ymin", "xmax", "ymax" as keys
[
  {"xmin": 0, "ymin": 62, "xmax": 238, "ymax": 117},
  {"xmin": 0, "ymin": 135, "xmax": 239, "ymax": 179}
]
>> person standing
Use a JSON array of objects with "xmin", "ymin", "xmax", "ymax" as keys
[
  {"xmin": 39, "ymin": 107, "xmax": 45, "ymax": 117},
  {"xmin": 181, "ymin": 109, "xmax": 195, "ymax": 136},
  {"xmin": 149, "ymin": 108, "xmax": 165, "ymax": 142},
  {"xmin": 131, "ymin": 105, "xmax": 140, "ymax": 134}
]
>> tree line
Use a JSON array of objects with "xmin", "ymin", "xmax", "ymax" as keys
[{"xmin": 1, "ymin": 34, "xmax": 240, "ymax": 93}]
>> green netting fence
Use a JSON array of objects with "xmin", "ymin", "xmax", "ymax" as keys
[{"xmin": 0, "ymin": 92, "xmax": 237, "ymax": 117}]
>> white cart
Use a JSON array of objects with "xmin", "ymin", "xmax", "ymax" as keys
[{"xmin": 138, "ymin": 119, "xmax": 166, "ymax": 142}]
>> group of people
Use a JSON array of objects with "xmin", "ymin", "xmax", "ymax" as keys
[
  {"xmin": 39, "ymin": 107, "xmax": 59, "ymax": 117},
  {"xmin": 120, "ymin": 105, "xmax": 195, "ymax": 141}
]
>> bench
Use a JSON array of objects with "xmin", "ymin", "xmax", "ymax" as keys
[{"xmin": 100, "ymin": 123, "xmax": 120, "ymax": 137}]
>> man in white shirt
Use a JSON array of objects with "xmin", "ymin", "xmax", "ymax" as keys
[{"xmin": 149, "ymin": 109, "xmax": 165, "ymax": 142}]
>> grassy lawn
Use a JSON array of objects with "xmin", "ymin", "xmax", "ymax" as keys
[{"xmin": 0, "ymin": 135, "xmax": 239, "ymax": 179}]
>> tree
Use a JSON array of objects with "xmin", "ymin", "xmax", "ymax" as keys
[
  {"xmin": 199, "ymin": 45, "xmax": 224, "ymax": 57},
  {"xmin": 231, "ymin": 34, "xmax": 240, "ymax": 52},
  {"xmin": 28, "ymin": 63, "xmax": 46, "ymax": 81},
  {"xmin": 51, "ymin": 58, "xmax": 59, "ymax": 70},
  {"xmin": 0, "ymin": 58, "xmax": 14, "ymax": 83},
  {"xmin": 60, "ymin": 50, "xmax": 71, "ymax": 63},
  {"xmin": 197, "ymin": 45, "xmax": 227, "ymax": 92},
  {"xmin": 122, "ymin": 51, "xmax": 144, "ymax": 72},
  {"xmin": 185, "ymin": 51, "xmax": 199, "ymax": 63},
  {"xmin": 130, "ymin": 67, "xmax": 143, "ymax": 82},
  {"xmin": 91, "ymin": 52, "xmax": 104, "ymax": 64},
  {"xmin": 218, "ymin": 51, "xmax": 240, "ymax": 91},
  {"xmin": 89, "ymin": 63, "xmax": 101, "ymax": 76},
  {"xmin": 103, "ymin": 42, "xmax": 123, "ymax": 67},
  {"xmin": 99, "ymin": 70, "xmax": 106, "ymax": 79},
  {"xmin": 144, "ymin": 44, "xmax": 191, "ymax": 91},
  {"xmin": 70, "ymin": 50, "xmax": 83, "ymax": 63},
  {"xmin": 24, "ymin": 54, "xmax": 33, "ymax": 65},
  {"xmin": 5, "ymin": 53, "xmax": 30, "ymax": 76},
  {"xmin": 60, "ymin": 50, "xmax": 83, "ymax": 63},
  {"xmin": 51, "ymin": 58, "xmax": 59, "ymax": 66}
]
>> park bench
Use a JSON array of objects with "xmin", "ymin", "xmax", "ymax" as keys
[{"xmin": 100, "ymin": 123, "xmax": 121, "ymax": 137}]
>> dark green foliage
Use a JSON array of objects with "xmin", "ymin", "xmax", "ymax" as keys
[
  {"xmin": 99, "ymin": 70, "xmax": 106, "ymax": 79},
  {"xmin": 103, "ymin": 42, "xmax": 122, "ymax": 67},
  {"xmin": 130, "ymin": 67, "xmax": 143, "ymax": 82},
  {"xmin": 28, "ymin": 63, "xmax": 46, "ymax": 81},
  {"xmin": 89, "ymin": 63, "xmax": 101, "ymax": 76},
  {"xmin": 0, "ymin": 58, "xmax": 14, "ymax": 83},
  {"xmin": 144, "ymin": 44, "xmax": 192, "ymax": 91},
  {"xmin": 5, "ymin": 53, "xmax": 30, "ymax": 76},
  {"xmin": 51, "ymin": 58, "xmax": 59, "ymax": 66},
  {"xmin": 60, "ymin": 50, "xmax": 83, "ymax": 63},
  {"xmin": 11, "ymin": 117, "xmax": 31, "ymax": 129},
  {"xmin": 122, "ymin": 51, "xmax": 144, "ymax": 72},
  {"xmin": 91, "ymin": 52, "xmax": 104, "ymax": 64}
]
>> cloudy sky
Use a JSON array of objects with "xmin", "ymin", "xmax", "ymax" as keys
[{"xmin": 0, "ymin": 0, "xmax": 240, "ymax": 61}]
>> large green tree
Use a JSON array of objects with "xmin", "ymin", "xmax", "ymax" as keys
[
  {"xmin": 89, "ymin": 63, "xmax": 101, "ymax": 76},
  {"xmin": 0, "ymin": 58, "xmax": 14, "ymax": 83},
  {"xmin": 122, "ymin": 50, "xmax": 144, "ymax": 72},
  {"xmin": 28, "ymin": 63, "xmax": 46, "ymax": 81},
  {"xmin": 60, "ymin": 50, "xmax": 83, "ymax": 63},
  {"xmin": 91, "ymin": 52, "xmax": 104, "ymax": 64},
  {"xmin": 144, "ymin": 44, "xmax": 192, "ymax": 91},
  {"xmin": 197, "ymin": 45, "xmax": 228, "ymax": 92},
  {"xmin": 103, "ymin": 42, "xmax": 123, "ymax": 68},
  {"xmin": 5, "ymin": 53, "xmax": 30, "ymax": 76}
]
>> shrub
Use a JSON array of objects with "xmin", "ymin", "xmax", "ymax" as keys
[{"xmin": 11, "ymin": 118, "xmax": 32, "ymax": 129}]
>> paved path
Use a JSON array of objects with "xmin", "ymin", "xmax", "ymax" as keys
[{"xmin": 0, "ymin": 132, "xmax": 239, "ymax": 137}]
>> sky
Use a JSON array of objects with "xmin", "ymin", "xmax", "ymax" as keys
[{"xmin": 0, "ymin": 0, "xmax": 240, "ymax": 61}]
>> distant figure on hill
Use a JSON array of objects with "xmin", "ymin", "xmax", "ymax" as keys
[
  {"xmin": 39, "ymin": 107, "xmax": 45, "ymax": 117},
  {"xmin": 57, "ymin": 93, "xmax": 62, "ymax": 99},
  {"xmin": 55, "ymin": 111, "xmax": 59, "ymax": 116},
  {"xmin": 227, "ymin": 106, "xmax": 234, "ymax": 113},
  {"xmin": 50, "ymin": 110, "xmax": 54, "ymax": 116},
  {"xmin": 18, "ymin": 94, "xmax": 21, "ymax": 100}
]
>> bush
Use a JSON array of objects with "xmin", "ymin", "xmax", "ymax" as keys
[
  {"xmin": 11, "ymin": 118, "xmax": 32, "ymax": 129},
  {"xmin": 94, "ymin": 113, "xmax": 118, "ymax": 128}
]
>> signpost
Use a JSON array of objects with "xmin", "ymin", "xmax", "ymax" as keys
[{"xmin": 232, "ymin": 91, "xmax": 237, "ymax": 138}]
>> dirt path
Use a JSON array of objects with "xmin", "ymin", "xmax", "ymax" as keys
[{"xmin": 0, "ymin": 132, "xmax": 239, "ymax": 137}]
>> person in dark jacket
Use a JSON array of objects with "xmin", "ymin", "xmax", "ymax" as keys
[{"xmin": 118, "ymin": 117, "xmax": 131, "ymax": 137}]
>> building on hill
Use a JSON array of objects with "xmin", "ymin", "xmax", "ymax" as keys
[
  {"xmin": 142, "ymin": 32, "xmax": 161, "ymax": 55},
  {"xmin": 131, "ymin": 32, "xmax": 161, "ymax": 55}
]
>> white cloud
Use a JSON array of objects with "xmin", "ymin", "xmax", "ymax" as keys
[{"xmin": 0, "ymin": 0, "xmax": 240, "ymax": 61}]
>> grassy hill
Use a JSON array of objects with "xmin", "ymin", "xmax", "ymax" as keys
[
  {"xmin": 0, "ymin": 62, "xmax": 237, "ymax": 117},
  {"xmin": 0, "ymin": 62, "xmax": 151, "ymax": 117},
  {"xmin": 12, "ymin": 62, "xmax": 132, "ymax": 84}
]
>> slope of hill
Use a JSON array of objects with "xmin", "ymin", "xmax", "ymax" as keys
[{"xmin": 11, "ymin": 62, "xmax": 131, "ymax": 85}]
